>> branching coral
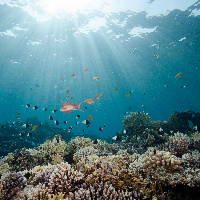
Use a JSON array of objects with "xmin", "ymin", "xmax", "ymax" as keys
[
  {"xmin": 0, "ymin": 171, "xmax": 25, "ymax": 199},
  {"xmin": 166, "ymin": 132, "xmax": 190, "ymax": 156}
]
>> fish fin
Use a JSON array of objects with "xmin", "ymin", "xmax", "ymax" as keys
[{"xmin": 77, "ymin": 102, "xmax": 83, "ymax": 112}]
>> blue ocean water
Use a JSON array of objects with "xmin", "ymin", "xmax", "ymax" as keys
[{"xmin": 0, "ymin": 0, "xmax": 200, "ymax": 153}]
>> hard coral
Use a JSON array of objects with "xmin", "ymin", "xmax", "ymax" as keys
[
  {"xmin": 0, "ymin": 171, "xmax": 25, "ymax": 199},
  {"xmin": 167, "ymin": 132, "xmax": 190, "ymax": 156}
]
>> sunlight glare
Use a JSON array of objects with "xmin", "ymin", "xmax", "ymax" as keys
[{"xmin": 40, "ymin": 0, "xmax": 94, "ymax": 14}]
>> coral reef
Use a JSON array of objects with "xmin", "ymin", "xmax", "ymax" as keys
[{"xmin": 0, "ymin": 111, "xmax": 200, "ymax": 199}]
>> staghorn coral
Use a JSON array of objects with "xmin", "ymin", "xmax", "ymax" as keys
[{"xmin": 166, "ymin": 132, "xmax": 190, "ymax": 156}]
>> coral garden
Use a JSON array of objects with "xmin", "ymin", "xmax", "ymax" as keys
[{"xmin": 0, "ymin": 111, "xmax": 200, "ymax": 199}]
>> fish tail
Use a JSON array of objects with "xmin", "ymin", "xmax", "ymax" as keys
[{"xmin": 77, "ymin": 102, "xmax": 83, "ymax": 112}]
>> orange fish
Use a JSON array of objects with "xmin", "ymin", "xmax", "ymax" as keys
[
  {"xmin": 60, "ymin": 102, "xmax": 82, "ymax": 113},
  {"xmin": 89, "ymin": 114, "xmax": 93, "ymax": 120},
  {"xmin": 62, "ymin": 78, "xmax": 65, "ymax": 81},
  {"xmin": 153, "ymin": 55, "xmax": 159, "ymax": 58},
  {"xmin": 94, "ymin": 77, "xmax": 99, "ymax": 81},
  {"xmin": 83, "ymin": 68, "xmax": 88, "ymax": 72},
  {"xmin": 95, "ymin": 93, "xmax": 102, "ymax": 99},
  {"xmin": 84, "ymin": 99, "xmax": 94, "ymax": 104},
  {"xmin": 67, "ymin": 90, "xmax": 70, "ymax": 93},
  {"xmin": 71, "ymin": 74, "xmax": 75, "ymax": 77},
  {"xmin": 175, "ymin": 72, "xmax": 182, "ymax": 78}
]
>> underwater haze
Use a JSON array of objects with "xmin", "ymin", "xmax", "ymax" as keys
[{"xmin": 1, "ymin": 0, "xmax": 200, "ymax": 146}]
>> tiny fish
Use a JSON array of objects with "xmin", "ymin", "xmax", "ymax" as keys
[
  {"xmin": 89, "ymin": 114, "xmax": 93, "ymax": 120},
  {"xmin": 22, "ymin": 124, "xmax": 29, "ymax": 128},
  {"xmin": 52, "ymin": 110, "xmax": 57, "ymax": 113},
  {"xmin": 54, "ymin": 120, "xmax": 59, "ymax": 125},
  {"xmin": 83, "ymin": 68, "xmax": 88, "ymax": 72},
  {"xmin": 49, "ymin": 116, "xmax": 53, "ymax": 120},
  {"xmin": 175, "ymin": 72, "xmax": 182, "ymax": 78},
  {"xmin": 82, "ymin": 120, "xmax": 90, "ymax": 125},
  {"xmin": 112, "ymin": 135, "xmax": 121, "ymax": 141},
  {"xmin": 32, "ymin": 125, "xmax": 38, "ymax": 131},
  {"xmin": 94, "ymin": 77, "xmax": 99, "ymax": 81},
  {"xmin": 27, "ymin": 132, "xmax": 32, "ymax": 136},
  {"xmin": 64, "ymin": 121, "xmax": 67, "ymax": 124},
  {"xmin": 43, "ymin": 108, "xmax": 47, "ymax": 111},
  {"xmin": 84, "ymin": 99, "xmax": 94, "ymax": 104},
  {"xmin": 99, "ymin": 127, "xmax": 103, "ymax": 131},
  {"xmin": 76, "ymin": 115, "xmax": 80, "ymax": 119},
  {"xmin": 71, "ymin": 74, "xmax": 75, "ymax": 77},
  {"xmin": 26, "ymin": 104, "xmax": 30, "ymax": 108},
  {"xmin": 33, "ymin": 106, "xmax": 38, "ymax": 110},
  {"xmin": 95, "ymin": 93, "xmax": 102, "ymax": 99},
  {"xmin": 67, "ymin": 90, "xmax": 70, "ymax": 93},
  {"xmin": 17, "ymin": 112, "xmax": 20, "ymax": 116},
  {"xmin": 125, "ymin": 94, "xmax": 130, "ymax": 97}
]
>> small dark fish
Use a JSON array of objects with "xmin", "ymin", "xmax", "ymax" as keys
[
  {"xmin": 112, "ymin": 135, "xmax": 121, "ymax": 141},
  {"xmin": 26, "ymin": 104, "xmax": 30, "ymax": 108},
  {"xmin": 52, "ymin": 110, "xmax": 57, "ymax": 113},
  {"xmin": 93, "ymin": 139, "xmax": 98, "ymax": 144},
  {"xmin": 142, "ymin": 105, "xmax": 145, "ymax": 108},
  {"xmin": 43, "ymin": 108, "xmax": 47, "ymax": 111},
  {"xmin": 22, "ymin": 124, "xmax": 29, "ymax": 128},
  {"xmin": 2, "ymin": 125, "xmax": 5, "ymax": 128},
  {"xmin": 69, "ymin": 126, "xmax": 73, "ymax": 130},
  {"xmin": 49, "ymin": 116, "xmax": 53, "ymax": 120},
  {"xmin": 20, "ymin": 138, "xmax": 23, "ymax": 142},
  {"xmin": 124, "ymin": 112, "xmax": 128, "ymax": 114},
  {"xmin": 64, "ymin": 121, "xmax": 67, "ymax": 124},
  {"xmin": 104, "ymin": 124, "xmax": 105, "ymax": 127},
  {"xmin": 164, "ymin": 85, "xmax": 168, "ymax": 88},
  {"xmin": 85, "ymin": 107, "xmax": 87, "ymax": 110},
  {"xmin": 12, "ymin": 122, "xmax": 15, "ymax": 125},
  {"xmin": 76, "ymin": 115, "xmax": 80, "ymax": 119},
  {"xmin": 99, "ymin": 127, "xmax": 103, "ymax": 131},
  {"xmin": 83, "ymin": 129, "xmax": 84, "ymax": 132},
  {"xmin": 17, "ymin": 112, "xmax": 20, "ymax": 116},
  {"xmin": 76, "ymin": 122, "xmax": 79, "ymax": 125},
  {"xmin": 87, "ymin": 125, "xmax": 89, "ymax": 128},
  {"xmin": 19, "ymin": 132, "xmax": 24, "ymax": 136},
  {"xmin": 82, "ymin": 120, "xmax": 90, "ymax": 125},
  {"xmin": 27, "ymin": 132, "xmax": 32, "ymax": 136},
  {"xmin": 35, "ymin": 84, "xmax": 40, "ymax": 87},
  {"xmin": 54, "ymin": 120, "xmax": 59, "ymax": 125},
  {"xmin": 33, "ymin": 106, "xmax": 38, "ymax": 110}
]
